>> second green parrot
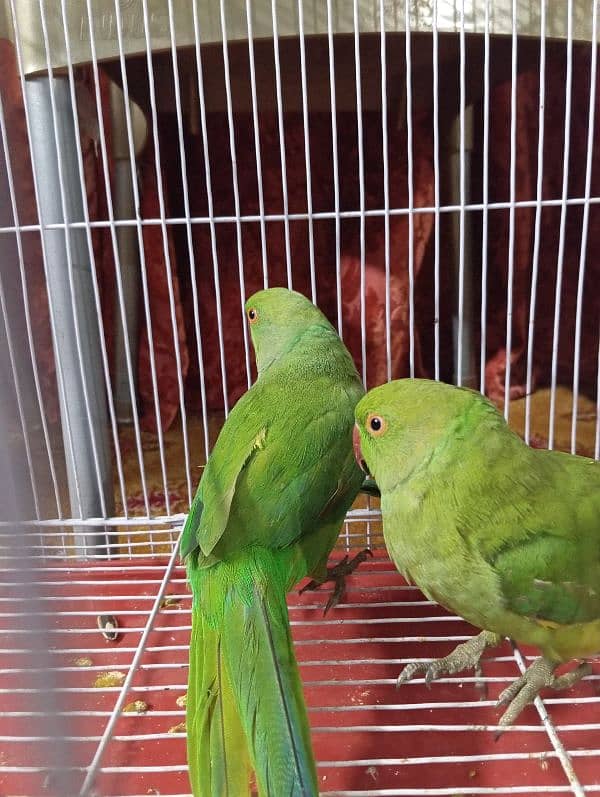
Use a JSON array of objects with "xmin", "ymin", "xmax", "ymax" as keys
[
  {"xmin": 182, "ymin": 287, "xmax": 366, "ymax": 795},
  {"xmin": 353, "ymin": 378, "xmax": 600, "ymax": 728}
]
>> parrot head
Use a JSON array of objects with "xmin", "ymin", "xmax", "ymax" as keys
[
  {"xmin": 354, "ymin": 378, "xmax": 495, "ymax": 493},
  {"xmin": 245, "ymin": 287, "xmax": 334, "ymax": 373}
]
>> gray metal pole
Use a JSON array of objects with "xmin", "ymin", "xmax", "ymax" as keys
[
  {"xmin": 110, "ymin": 81, "xmax": 142, "ymax": 424},
  {"xmin": 23, "ymin": 75, "xmax": 114, "ymax": 556},
  {"xmin": 449, "ymin": 105, "xmax": 477, "ymax": 388}
]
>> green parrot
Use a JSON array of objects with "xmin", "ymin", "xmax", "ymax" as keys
[
  {"xmin": 182, "ymin": 287, "xmax": 366, "ymax": 796},
  {"xmin": 353, "ymin": 378, "xmax": 600, "ymax": 728}
]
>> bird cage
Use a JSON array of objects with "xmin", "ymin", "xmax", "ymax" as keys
[{"xmin": 1, "ymin": 1, "xmax": 599, "ymax": 795}]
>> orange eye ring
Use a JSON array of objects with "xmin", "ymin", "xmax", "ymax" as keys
[
  {"xmin": 247, "ymin": 307, "xmax": 258, "ymax": 324},
  {"xmin": 366, "ymin": 412, "xmax": 387, "ymax": 437}
]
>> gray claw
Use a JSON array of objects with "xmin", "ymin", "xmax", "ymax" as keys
[
  {"xmin": 396, "ymin": 630, "xmax": 501, "ymax": 692},
  {"xmin": 396, "ymin": 661, "xmax": 425, "ymax": 688},
  {"xmin": 300, "ymin": 549, "xmax": 372, "ymax": 614}
]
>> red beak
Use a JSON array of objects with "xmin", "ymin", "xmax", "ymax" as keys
[{"xmin": 353, "ymin": 425, "xmax": 367, "ymax": 473}]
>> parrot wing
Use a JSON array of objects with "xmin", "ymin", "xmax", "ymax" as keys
[
  {"xmin": 180, "ymin": 418, "xmax": 267, "ymax": 560},
  {"xmin": 179, "ymin": 495, "xmax": 203, "ymax": 560},
  {"xmin": 489, "ymin": 533, "xmax": 600, "ymax": 626},
  {"xmin": 470, "ymin": 450, "xmax": 600, "ymax": 627}
]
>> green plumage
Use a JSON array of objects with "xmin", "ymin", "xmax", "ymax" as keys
[
  {"xmin": 354, "ymin": 379, "xmax": 600, "ymax": 665},
  {"xmin": 184, "ymin": 288, "xmax": 364, "ymax": 796}
]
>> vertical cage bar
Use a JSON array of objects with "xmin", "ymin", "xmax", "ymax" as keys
[
  {"xmin": 0, "ymin": 89, "xmax": 62, "ymax": 520},
  {"xmin": 454, "ymin": 0, "xmax": 474, "ymax": 387},
  {"xmin": 326, "ymin": 0, "xmax": 343, "ymax": 336},
  {"xmin": 380, "ymin": 0, "xmax": 391, "ymax": 382},
  {"xmin": 191, "ymin": 1, "xmax": 230, "ymax": 419},
  {"xmin": 58, "ymin": 0, "xmax": 129, "ymax": 520},
  {"xmin": 84, "ymin": 0, "xmax": 151, "ymax": 519},
  {"xmin": 21, "ymin": 75, "xmax": 110, "ymax": 541},
  {"xmin": 479, "ymin": 0, "xmax": 491, "ymax": 393},
  {"xmin": 0, "ymin": 277, "xmax": 41, "ymax": 520},
  {"xmin": 112, "ymin": 0, "xmax": 171, "ymax": 521},
  {"xmin": 298, "ymin": 0, "xmax": 317, "ymax": 305},
  {"xmin": 271, "ymin": 0, "xmax": 293, "ymax": 288},
  {"xmin": 218, "ymin": 0, "xmax": 253, "ymax": 390},
  {"xmin": 36, "ymin": 0, "xmax": 113, "ymax": 527},
  {"xmin": 165, "ymin": 0, "xmax": 211, "ymax": 468},
  {"xmin": 548, "ymin": 0, "xmax": 574, "ymax": 449},
  {"xmin": 112, "ymin": 0, "xmax": 168, "ymax": 525},
  {"xmin": 432, "ymin": 0, "xmax": 441, "ymax": 382},
  {"xmin": 245, "ymin": 0, "xmax": 269, "ymax": 289},
  {"xmin": 570, "ymin": 0, "xmax": 597, "ymax": 454},
  {"xmin": 9, "ymin": 2, "xmax": 110, "ymax": 553},
  {"xmin": 404, "ymin": 0, "xmax": 415, "ymax": 377},
  {"xmin": 455, "ymin": 0, "xmax": 465, "ymax": 386},
  {"xmin": 353, "ymin": 0, "xmax": 367, "ymax": 385},
  {"xmin": 139, "ymin": 0, "xmax": 193, "ymax": 502},
  {"xmin": 503, "ymin": 0, "xmax": 518, "ymax": 420},
  {"xmin": 110, "ymin": 89, "xmax": 141, "ymax": 428},
  {"xmin": 524, "ymin": 3, "xmax": 547, "ymax": 445}
]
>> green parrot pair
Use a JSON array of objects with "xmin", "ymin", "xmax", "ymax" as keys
[{"xmin": 182, "ymin": 287, "xmax": 600, "ymax": 795}]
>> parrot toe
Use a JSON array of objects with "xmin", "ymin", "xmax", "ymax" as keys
[
  {"xmin": 551, "ymin": 661, "xmax": 592, "ymax": 690},
  {"xmin": 496, "ymin": 656, "xmax": 557, "ymax": 729},
  {"xmin": 299, "ymin": 549, "xmax": 373, "ymax": 614},
  {"xmin": 496, "ymin": 658, "xmax": 592, "ymax": 731},
  {"xmin": 397, "ymin": 630, "xmax": 501, "ymax": 692}
]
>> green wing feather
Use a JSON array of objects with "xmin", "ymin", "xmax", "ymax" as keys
[
  {"xmin": 473, "ymin": 448, "xmax": 600, "ymax": 627},
  {"xmin": 180, "ymin": 403, "xmax": 267, "ymax": 560}
]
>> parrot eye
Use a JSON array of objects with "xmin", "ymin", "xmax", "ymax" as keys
[
  {"xmin": 247, "ymin": 307, "xmax": 258, "ymax": 324},
  {"xmin": 366, "ymin": 413, "xmax": 387, "ymax": 437}
]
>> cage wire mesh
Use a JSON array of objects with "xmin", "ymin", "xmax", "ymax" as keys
[{"xmin": 1, "ymin": 0, "xmax": 600, "ymax": 795}]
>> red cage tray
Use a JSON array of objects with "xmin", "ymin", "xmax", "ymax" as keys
[{"xmin": 2, "ymin": 549, "xmax": 599, "ymax": 796}]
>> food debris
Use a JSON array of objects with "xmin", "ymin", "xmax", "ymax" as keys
[
  {"xmin": 168, "ymin": 722, "xmax": 186, "ymax": 734},
  {"xmin": 97, "ymin": 614, "xmax": 119, "ymax": 641},
  {"xmin": 74, "ymin": 656, "xmax": 93, "ymax": 667},
  {"xmin": 366, "ymin": 766, "xmax": 378, "ymax": 781},
  {"xmin": 176, "ymin": 693, "xmax": 187, "ymax": 707},
  {"xmin": 160, "ymin": 596, "xmax": 181, "ymax": 609},
  {"xmin": 123, "ymin": 700, "xmax": 149, "ymax": 714},
  {"xmin": 93, "ymin": 671, "xmax": 126, "ymax": 688}
]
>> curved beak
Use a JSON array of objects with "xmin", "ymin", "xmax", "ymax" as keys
[{"xmin": 353, "ymin": 424, "xmax": 367, "ymax": 473}]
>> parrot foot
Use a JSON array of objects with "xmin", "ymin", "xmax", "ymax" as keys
[
  {"xmin": 299, "ymin": 549, "xmax": 373, "ymax": 614},
  {"xmin": 397, "ymin": 630, "xmax": 501, "ymax": 693},
  {"xmin": 496, "ymin": 658, "xmax": 592, "ymax": 731}
]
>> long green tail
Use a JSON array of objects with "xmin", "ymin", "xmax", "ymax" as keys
[
  {"xmin": 187, "ymin": 605, "xmax": 252, "ymax": 796},
  {"xmin": 188, "ymin": 548, "xmax": 319, "ymax": 797}
]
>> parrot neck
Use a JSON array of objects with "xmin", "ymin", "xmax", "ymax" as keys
[
  {"xmin": 381, "ymin": 409, "xmax": 524, "ymax": 498},
  {"xmin": 257, "ymin": 323, "xmax": 356, "ymax": 379}
]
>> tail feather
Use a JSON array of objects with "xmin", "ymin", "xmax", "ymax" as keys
[
  {"xmin": 220, "ymin": 561, "xmax": 318, "ymax": 797},
  {"xmin": 190, "ymin": 549, "xmax": 319, "ymax": 797},
  {"xmin": 187, "ymin": 608, "xmax": 252, "ymax": 796}
]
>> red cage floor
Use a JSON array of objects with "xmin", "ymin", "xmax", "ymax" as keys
[{"xmin": 2, "ymin": 548, "xmax": 600, "ymax": 796}]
